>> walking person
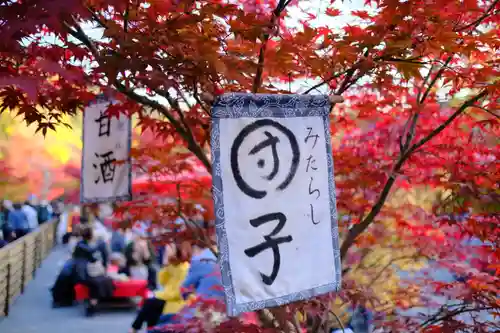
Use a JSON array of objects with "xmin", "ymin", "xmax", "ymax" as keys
[
  {"xmin": 0, "ymin": 229, "xmax": 7, "ymax": 248},
  {"xmin": 22, "ymin": 200, "xmax": 39, "ymax": 232},
  {"xmin": 0, "ymin": 201, "xmax": 7, "ymax": 244},
  {"xmin": 2, "ymin": 200, "xmax": 14, "ymax": 242},
  {"xmin": 37, "ymin": 199, "xmax": 53, "ymax": 224},
  {"xmin": 8, "ymin": 203, "xmax": 29, "ymax": 239}
]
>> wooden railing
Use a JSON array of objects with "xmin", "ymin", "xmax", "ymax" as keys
[{"xmin": 0, "ymin": 219, "xmax": 57, "ymax": 317}]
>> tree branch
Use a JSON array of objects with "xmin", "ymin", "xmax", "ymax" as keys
[
  {"xmin": 304, "ymin": 63, "xmax": 362, "ymax": 94},
  {"xmin": 398, "ymin": 114, "xmax": 412, "ymax": 154},
  {"xmin": 454, "ymin": 0, "xmax": 500, "ymax": 32},
  {"xmin": 409, "ymin": 90, "xmax": 488, "ymax": 153},
  {"xmin": 119, "ymin": 83, "xmax": 212, "ymax": 172},
  {"xmin": 420, "ymin": 305, "xmax": 496, "ymax": 328},
  {"xmin": 339, "ymin": 90, "xmax": 488, "ymax": 260},
  {"xmin": 368, "ymin": 254, "xmax": 419, "ymax": 285},
  {"xmin": 419, "ymin": 56, "xmax": 452, "ymax": 105},
  {"xmin": 253, "ymin": 35, "xmax": 270, "ymax": 93},
  {"xmin": 62, "ymin": 17, "xmax": 212, "ymax": 172},
  {"xmin": 383, "ymin": 58, "xmax": 428, "ymax": 65},
  {"xmin": 174, "ymin": 183, "xmax": 215, "ymax": 254},
  {"xmin": 400, "ymin": 56, "xmax": 452, "ymax": 171},
  {"xmin": 416, "ymin": 64, "xmax": 435, "ymax": 106},
  {"xmin": 193, "ymin": 83, "xmax": 211, "ymax": 117},
  {"xmin": 303, "ymin": 52, "xmax": 419, "ymax": 95},
  {"xmin": 252, "ymin": 0, "xmax": 291, "ymax": 93},
  {"xmin": 123, "ymin": 0, "xmax": 130, "ymax": 33},
  {"xmin": 63, "ymin": 17, "xmax": 100, "ymax": 56},
  {"xmin": 86, "ymin": 6, "xmax": 109, "ymax": 29}
]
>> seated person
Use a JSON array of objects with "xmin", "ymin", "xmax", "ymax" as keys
[
  {"xmin": 331, "ymin": 329, "xmax": 354, "ymax": 333},
  {"xmin": 130, "ymin": 242, "xmax": 190, "ymax": 333},
  {"xmin": 108, "ymin": 252, "xmax": 129, "ymax": 281},
  {"xmin": 348, "ymin": 305, "xmax": 373, "ymax": 333},
  {"xmin": 110, "ymin": 225, "xmax": 127, "ymax": 253},
  {"xmin": 66, "ymin": 224, "xmax": 82, "ymax": 256},
  {"xmin": 91, "ymin": 228, "xmax": 110, "ymax": 269},
  {"xmin": 51, "ymin": 258, "xmax": 78, "ymax": 307},
  {"xmin": 124, "ymin": 228, "xmax": 157, "ymax": 289},
  {"xmin": 73, "ymin": 226, "xmax": 114, "ymax": 316},
  {"xmin": 0, "ymin": 233, "xmax": 7, "ymax": 249},
  {"xmin": 152, "ymin": 241, "xmax": 225, "ymax": 329}
]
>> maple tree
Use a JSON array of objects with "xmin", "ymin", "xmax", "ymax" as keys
[
  {"xmin": 1, "ymin": 0, "xmax": 499, "ymax": 331},
  {"xmin": 0, "ymin": 112, "xmax": 80, "ymax": 200}
]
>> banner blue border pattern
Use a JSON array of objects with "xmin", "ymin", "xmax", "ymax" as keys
[
  {"xmin": 211, "ymin": 93, "xmax": 342, "ymax": 317},
  {"xmin": 80, "ymin": 94, "xmax": 132, "ymax": 204}
]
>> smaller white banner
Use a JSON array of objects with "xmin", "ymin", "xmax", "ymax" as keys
[{"xmin": 81, "ymin": 98, "xmax": 132, "ymax": 203}]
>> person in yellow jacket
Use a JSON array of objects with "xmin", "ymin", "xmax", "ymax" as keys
[
  {"xmin": 155, "ymin": 243, "xmax": 190, "ymax": 314},
  {"xmin": 130, "ymin": 242, "xmax": 190, "ymax": 333}
]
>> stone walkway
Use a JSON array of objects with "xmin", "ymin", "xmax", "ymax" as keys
[{"xmin": 0, "ymin": 247, "xmax": 135, "ymax": 333}]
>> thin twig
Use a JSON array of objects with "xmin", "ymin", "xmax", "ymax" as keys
[
  {"xmin": 86, "ymin": 6, "xmax": 108, "ymax": 29},
  {"xmin": 398, "ymin": 115, "xmax": 412, "ymax": 154},
  {"xmin": 123, "ymin": 0, "xmax": 130, "ymax": 33},
  {"xmin": 401, "ymin": 57, "xmax": 452, "ymax": 159},
  {"xmin": 305, "ymin": 45, "xmax": 431, "ymax": 95},
  {"xmin": 175, "ymin": 183, "xmax": 216, "ymax": 256},
  {"xmin": 419, "ymin": 56, "xmax": 452, "ymax": 105},
  {"xmin": 410, "ymin": 90, "xmax": 488, "ymax": 152},
  {"xmin": 416, "ymin": 64, "xmax": 435, "ymax": 105},
  {"xmin": 157, "ymin": 88, "xmax": 208, "ymax": 167},
  {"xmin": 454, "ymin": 0, "xmax": 500, "ymax": 31},
  {"xmin": 368, "ymin": 255, "xmax": 419, "ymax": 285},
  {"xmin": 303, "ymin": 68, "xmax": 352, "ymax": 94},
  {"xmin": 470, "ymin": 105, "xmax": 500, "ymax": 120},
  {"xmin": 420, "ymin": 306, "xmax": 496, "ymax": 328},
  {"xmin": 303, "ymin": 52, "xmax": 415, "ymax": 95},
  {"xmin": 193, "ymin": 83, "xmax": 211, "ymax": 116},
  {"xmin": 329, "ymin": 310, "xmax": 345, "ymax": 333}
]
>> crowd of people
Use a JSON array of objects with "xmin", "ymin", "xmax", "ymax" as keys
[
  {"xmin": 0, "ymin": 195, "xmax": 59, "ymax": 248},
  {"xmin": 51, "ymin": 203, "xmax": 225, "ymax": 333},
  {"xmin": 2, "ymin": 198, "xmax": 373, "ymax": 332}
]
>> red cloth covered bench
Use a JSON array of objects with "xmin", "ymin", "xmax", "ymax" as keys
[{"xmin": 75, "ymin": 279, "xmax": 148, "ymax": 301}]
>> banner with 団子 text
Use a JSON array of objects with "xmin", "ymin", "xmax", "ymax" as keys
[{"xmin": 211, "ymin": 93, "xmax": 342, "ymax": 316}]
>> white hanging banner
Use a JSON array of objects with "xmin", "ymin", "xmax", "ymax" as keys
[
  {"xmin": 81, "ymin": 96, "xmax": 132, "ymax": 203},
  {"xmin": 211, "ymin": 93, "xmax": 342, "ymax": 316}
]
